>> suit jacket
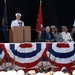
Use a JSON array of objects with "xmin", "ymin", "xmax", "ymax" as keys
[{"xmin": 41, "ymin": 31, "xmax": 55, "ymax": 42}]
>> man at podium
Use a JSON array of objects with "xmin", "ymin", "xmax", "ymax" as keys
[{"xmin": 11, "ymin": 13, "xmax": 24, "ymax": 27}]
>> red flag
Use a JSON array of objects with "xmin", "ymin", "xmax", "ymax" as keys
[{"xmin": 36, "ymin": 1, "xmax": 43, "ymax": 34}]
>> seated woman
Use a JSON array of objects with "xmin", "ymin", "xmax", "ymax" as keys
[
  {"xmin": 53, "ymin": 27, "xmax": 63, "ymax": 42},
  {"xmin": 61, "ymin": 26, "xmax": 74, "ymax": 43}
]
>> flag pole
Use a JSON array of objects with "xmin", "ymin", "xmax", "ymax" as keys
[
  {"xmin": 40, "ymin": 0, "xmax": 42, "ymax": 5},
  {"xmin": 36, "ymin": 0, "xmax": 43, "ymax": 35}
]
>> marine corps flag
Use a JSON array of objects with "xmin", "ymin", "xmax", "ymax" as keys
[{"xmin": 36, "ymin": 0, "xmax": 43, "ymax": 34}]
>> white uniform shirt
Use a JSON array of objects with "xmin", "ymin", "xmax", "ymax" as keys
[
  {"xmin": 11, "ymin": 20, "xmax": 24, "ymax": 28},
  {"xmin": 61, "ymin": 32, "xmax": 74, "ymax": 43}
]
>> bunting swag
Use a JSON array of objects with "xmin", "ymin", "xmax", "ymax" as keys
[{"xmin": 0, "ymin": 43, "xmax": 75, "ymax": 72}]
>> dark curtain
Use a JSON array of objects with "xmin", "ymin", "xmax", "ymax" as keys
[
  {"xmin": 0, "ymin": 0, "xmax": 4, "ymax": 42},
  {"xmin": 42, "ymin": 0, "xmax": 75, "ymax": 30},
  {"xmin": 6, "ymin": 0, "xmax": 40, "ymax": 41},
  {"xmin": 42, "ymin": 0, "xmax": 59, "ymax": 27}
]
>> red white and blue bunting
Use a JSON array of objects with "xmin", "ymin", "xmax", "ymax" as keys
[{"xmin": 0, "ymin": 43, "xmax": 75, "ymax": 72}]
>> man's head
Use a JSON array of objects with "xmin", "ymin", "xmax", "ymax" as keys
[
  {"xmin": 61, "ymin": 67, "xmax": 68, "ymax": 73},
  {"xmin": 15, "ymin": 13, "xmax": 22, "ymax": 20},
  {"xmin": 45, "ymin": 26, "xmax": 50, "ymax": 32}
]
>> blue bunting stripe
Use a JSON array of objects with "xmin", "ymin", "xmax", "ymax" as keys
[
  {"xmin": 45, "ymin": 53, "xmax": 75, "ymax": 71},
  {"xmin": 48, "ymin": 44, "xmax": 75, "ymax": 58},
  {"xmin": 0, "ymin": 47, "xmax": 2, "ymax": 54},
  {"xmin": 46, "ymin": 51, "xmax": 75, "ymax": 64},
  {"xmin": 9, "ymin": 43, "xmax": 41, "ymax": 58},
  {"xmin": 5, "ymin": 43, "xmax": 49, "ymax": 67},
  {"xmin": 52, "ymin": 43, "xmax": 74, "ymax": 53},
  {"xmin": 5, "ymin": 43, "xmax": 47, "ymax": 63}
]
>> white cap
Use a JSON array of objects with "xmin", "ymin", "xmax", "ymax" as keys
[
  {"xmin": 17, "ymin": 70, "xmax": 25, "ymax": 75},
  {"xmin": 28, "ymin": 70, "xmax": 36, "ymax": 75},
  {"xmin": 15, "ymin": 13, "xmax": 22, "ymax": 17},
  {"xmin": 0, "ymin": 71, "xmax": 7, "ymax": 75},
  {"xmin": 36, "ymin": 73, "xmax": 46, "ymax": 75},
  {"xmin": 51, "ymin": 25, "xmax": 55, "ymax": 28},
  {"xmin": 53, "ymin": 71, "xmax": 64, "ymax": 75},
  {"xmin": 72, "ymin": 70, "xmax": 75, "ymax": 75},
  {"xmin": 7, "ymin": 70, "xmax": 17, "ymax": 75}
]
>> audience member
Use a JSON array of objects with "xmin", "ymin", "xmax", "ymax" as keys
[
  {"xmin": 41, "ymin": 26, "xmax": 55, "ymax": 42},
  {"xmin": 17, "ymin": 70, "xmax": 25, "ymax": 75},
  {"xmin": 53, "ymin": 71, "xmax": 64, "ymax": 75},
  {"xmin": 7, "ymin": 70, "xmax": 17, "ymax": 75},
  {"xmin": 61, "ymin": 67, "xmax": 71, "ymax": 75},
  {"xmin": 64, "ymin": 73, "xmax": 71, "ymax": 75},
  {"xmin": 36, "ymin": 73, "xmax": 46, "ymax": 75},
  {"xmin": 61, "ymin": 26, "xmax": 74, "ymax": 43},
  {"xmin": 72, "ymin": 70, "xmax": 75, "ymax": 75},
  {"xmin": 61, "ymin": 67, "xmax": 68, "ymax": 73},
  {"xmin": 38, "ymin": 66, "xmax": 45, "ymax": 73},
  {"xmin": 0, "ymin": 71, "xmax": 6, "ymax": 75},
  {"xmin": 53, "ymin": 27, "xmax": 63, "ymax": 42}
]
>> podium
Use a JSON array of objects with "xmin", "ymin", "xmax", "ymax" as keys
[{"xmin": 9, "ymin": 26, "xmax": 31, "ymax": 43}]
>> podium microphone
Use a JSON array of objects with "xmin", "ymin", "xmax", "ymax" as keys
[{"xmin": 18, "ymin": 21, "xmax": 22, "ymax": 26}]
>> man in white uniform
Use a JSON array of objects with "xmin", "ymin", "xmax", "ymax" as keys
[
  {"xmin": 11, "ymin": 13, "xmax": 24, "ymax": 28},
  {"xmin": 61, "ymin": 26, "xmax": 74, "ymax": 43}
]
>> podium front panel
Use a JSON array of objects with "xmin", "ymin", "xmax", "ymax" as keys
[
  {"xmin": 24, "ymin": 26, "xmax": 31, "ymax": 42},
  {"xmin": 13, "ymin": 26, "xmax": 23, "ymax": 43},
  {"xmin": 9, "ymin": 26, "xmax": 31, "ymax": 43}
]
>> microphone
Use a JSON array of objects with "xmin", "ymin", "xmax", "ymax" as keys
[{"xmin": 18, "ymin": 21, "xmax": 22, "ymax": 26}]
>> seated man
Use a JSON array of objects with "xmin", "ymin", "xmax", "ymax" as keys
[
  {"xmin": 61, "ymin": 26, "xmax": 74, "ymax": 43},
  {"xmin": 41, "ymin": 26, "xmax": 55, "ymax": 42},
  {"xmin": 11, "ymin": 13, "xmax": 24, "ymax": 28}
]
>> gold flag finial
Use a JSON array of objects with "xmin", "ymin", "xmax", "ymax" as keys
[{"xmin": 40, "ymin": 0, "xmax": 42, "ymax": 5}]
